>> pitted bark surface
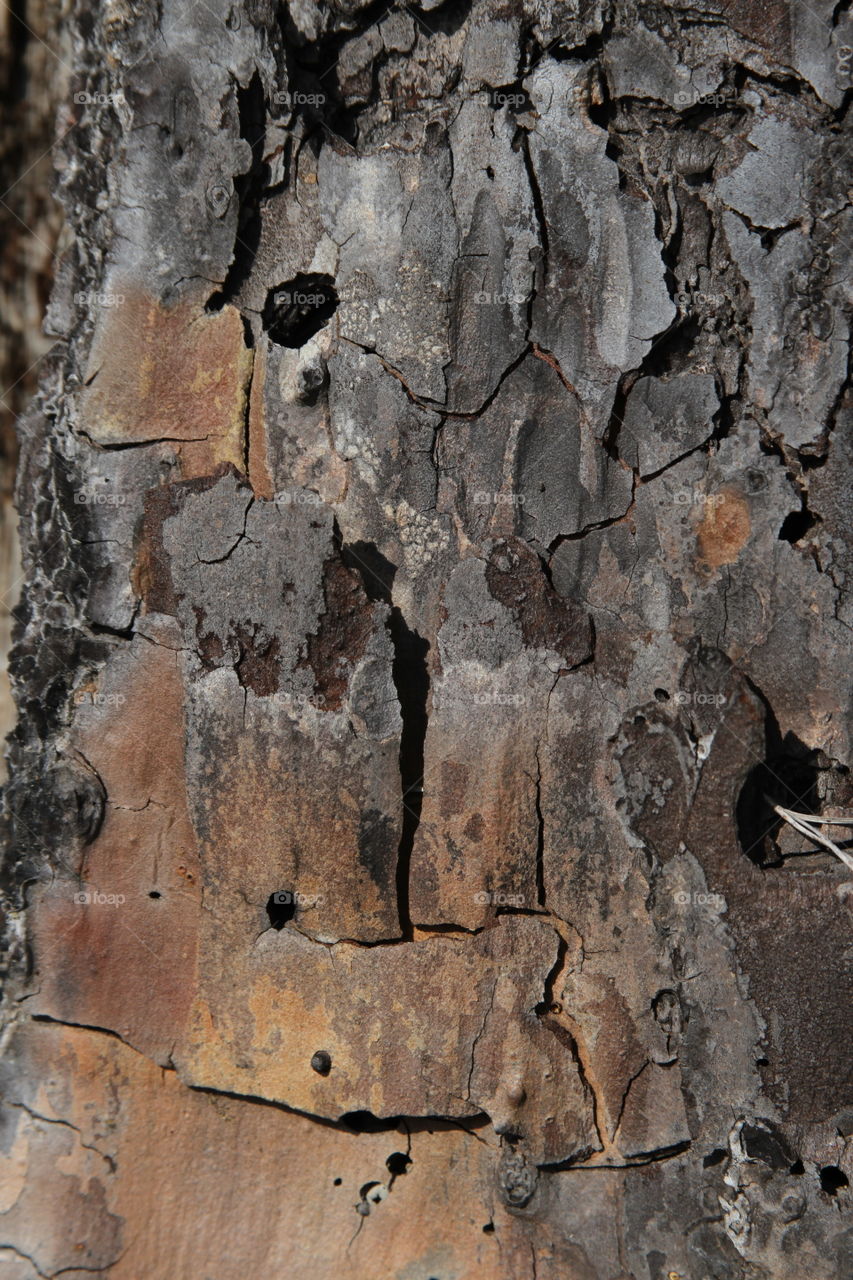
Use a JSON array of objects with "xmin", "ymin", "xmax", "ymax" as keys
[{"xmin": 2, "ymin": 2, "xmax": 851, "ymax": 1278}]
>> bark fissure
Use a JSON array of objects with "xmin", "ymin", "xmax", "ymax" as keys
[{"xmin": 3, "ymin": 1, "xmax": 851, "ymax": 1273}]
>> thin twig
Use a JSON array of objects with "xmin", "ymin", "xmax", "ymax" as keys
[
  {"xmin": 768, "ymin": 800, "xmax": 853, "ymax": 873},
  {"xmin": 771, "ymin": 809, "xmax": 853, "ymax": 827}
]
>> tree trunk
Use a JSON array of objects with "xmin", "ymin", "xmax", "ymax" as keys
[
  {"xmin": 2, "ymin": 2, "xmax": 852, "ymax": 1277},
  {"xmin": 0, "ymin": 0, "xmax": 68, "ymax": 774}
]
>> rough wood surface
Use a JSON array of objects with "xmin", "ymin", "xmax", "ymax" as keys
[
  {"xmin": 0, "ymin": 0, "xmax": 68, "ymax": 775},
  {"xmin": 1, "ymin": 1, "xmax": 852, "ymax": 1277}
]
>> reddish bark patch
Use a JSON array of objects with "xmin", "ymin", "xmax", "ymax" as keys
[
  {"xmin": 463, "ymin": 813, "xmax": 484, "ymax": 842},
  {"xmin": 697, "ymin": 488, "xmax": 750, "ymax": 568},
  {"xmin": 134, "ymin": 484, "xmax": 182, "ymax": 614},
  {"xmin": 134, "ymin": 464, "xmax": 239, "ymax": 613},
  {"xmin": 440, "ymin": 761, "xmax": 470, "ymax": 818},
  {"xmin": 82, "ymin": 285, "xmax": 251, "ymax": 464},
  {"xmin": 234, "ymin": 625, "xmax": 282, "ymax": 697},
  {"xmin": 722, "ymin": 0, "xmax": 790, "ymax": 56},
  {"xmin": 193, "ymin": 606, "xmax": 225, "ymax": 666},
  {"xmin": 305, "ymin": 557, "xmax": 374, "ymax": 709},
  {"xmin": 485, "ymin": 537, "xmax": 592, "ymax": 665}
]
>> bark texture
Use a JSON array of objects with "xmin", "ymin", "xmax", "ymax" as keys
[
  {"xmin": 2, "ymin": 1, "xmax": 852, "ymax": 1277},
  {"xmin": 0, "ymin": 0, "xmax": 68, "ymax": 770}
]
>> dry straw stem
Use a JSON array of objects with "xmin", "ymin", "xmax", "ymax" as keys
[{"xmin": 768, "ymin": 800, "xmax": 853, "ymax": 873}]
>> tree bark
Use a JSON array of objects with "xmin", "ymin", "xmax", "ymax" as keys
[
  {"xmin": 2, "ymin": 1, "xmax": 852, "ymax": 1277},
  {"xmin": 0, "ymin": 0, "xmax": 68, "ymax": 772}
]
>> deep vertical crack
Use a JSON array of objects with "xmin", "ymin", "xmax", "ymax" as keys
[
  {"xmin": 340, "ymin": 541, "xmax": 430, "ymax": 937},
  {"xmin": 534, "ymin": 745, "xmax": 545, "ymax": 909},
  {"xmin": 389, "ymin": 605, "xmax": 429, "ymax": 937}
]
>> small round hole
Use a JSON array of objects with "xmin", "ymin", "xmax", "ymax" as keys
[
  {"xmin": 261, "ymin": 274, "xmax": 338, "ymax": 348},
  {"xmin": 311, "ymin": 1050, "xmax": 332, "ymax": 1075},
  {"xmin": 149, "ymin": 891, "xmax": 161, "ymax": 899},
  {"xmin": 819, "ymin": 1165, "xmax": 849, "ymax": 1195},
  {"xmin": 267, "ymin": 892, "xmax": 295, "ymax": 929}
]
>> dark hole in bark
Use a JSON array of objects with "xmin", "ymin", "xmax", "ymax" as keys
[
  {"xmin": 703, "ymin": 1148, "xmax": 727, "ymax": 1167},
  {"xmin": 741, "ymin": 1122, "xmax": 797, "ymax": 1170},
  {"xmin": 148, "ymin": 891, "xmax": 161, "ymax": 899},
  {"xmin": 266, "ymin": 892, "xmax": 295, "ymax": 929},
  {"xmin": 278, "ymin": 3, "xmax": 373, "ymax": 145},
  {"xmin": 778, "ymin": 507, "xmax": 818, "ymax": 544},
  {"xmin": 333, "ymin": 1178, "xmax": 342, "ymax": 1186},
  {"xmin": 386, "ymin": 1151, "xmax": 411, "ymax": 1178},
  {"xmin": 7, "ymin": 0, "xmax": 29, "ymax": 99},
  {"xmin": 487, "ymin": 84, "xmax": 533, "ymax": 114},
  {"xmin": 736, "ymin": 728, "xmax": 820, "ymax": 865},
  {"xmin": 261, "ymin": 274, "xmax": 338, "ymax": 348},
  {"xmin": 483, "ymin": 1222, "xmax": 495, "ymax": 1233},
  {"xmin": 789, "ymin": 1160, "xmax": 805, "ymax": 1175},
  {"xmin": 338, "ymin": 1105, "xmax": 402, "ymax": 1136},
  {"xmin": 341, "ymin": 1110, "xmax": 391, "ymax": 1133},
  {"xmin": 342, "ymin": 542, "xmax": 396, "ymax": 602},
  {"xmin": 819, "ymin": 1166, "xmax": 849, "ymax": 1195},
  {"xmin": 654, "ymin": 688, "xmax": 670, "ymax": 702}
]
